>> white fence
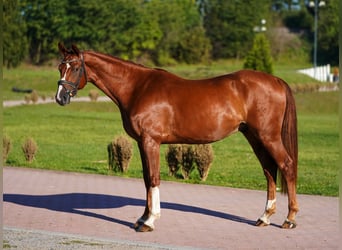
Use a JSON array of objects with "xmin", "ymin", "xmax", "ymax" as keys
[{"xmin": 297, "ymin": 64, "xmax": 334, "ymax": 82}]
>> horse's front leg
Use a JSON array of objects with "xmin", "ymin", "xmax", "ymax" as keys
[{"xmin": 134, "ymin": 136, "xmax": 161, "ymax": 232}]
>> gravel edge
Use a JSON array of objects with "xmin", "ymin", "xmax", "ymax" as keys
[{"xmin": 3, "ymin": 227, "xmax": 198, "ymax": 250}]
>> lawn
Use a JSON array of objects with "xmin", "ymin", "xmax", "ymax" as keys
[
  {"xmin": 3, "ymin": 63, "xmax": 339, "ymax": 196},
  {"xmin": 3, "ymin": 91, "xmax": 339, "ymax": 196}
]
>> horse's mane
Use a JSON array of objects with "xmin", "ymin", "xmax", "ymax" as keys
[
  {"xmin": 84, "ymin": 50, "xmax": 150, "ymax": 70},
  {"xmin": 83, "ymin": 50, "xmax": 184, "ymax": 80}
]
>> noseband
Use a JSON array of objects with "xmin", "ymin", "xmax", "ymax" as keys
[{"xmin": 58, "ymin": 54, "xmax": 87, "ymax": 97}]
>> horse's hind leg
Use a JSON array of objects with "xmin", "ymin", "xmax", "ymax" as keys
[
  {"xmin": 258, "ymin": 135, "xmax": 299, "ymax": 229},
  {"xmin": 241, "ymin": 128, "xmax": 278, "ymax": 226}
]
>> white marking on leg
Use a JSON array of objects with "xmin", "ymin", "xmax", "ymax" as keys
[
  {"xmin": 266, "ymin": 199, "xmax": 276, "ymax": 210},
  {"xmin": 143, "ymin": 186, "xmax": 161, "ymax": 229},
  {"xmin": 258, "ymin": 199, "xmax": 276, "ymax": 225},
  {"xmin": 151, "ymin": 186, "xmax": 161, "ymax": 215}
]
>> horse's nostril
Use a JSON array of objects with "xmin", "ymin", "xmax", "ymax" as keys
[{"xmin": 62, "ymin": 94, "xmax": 70, "ymax": 104}]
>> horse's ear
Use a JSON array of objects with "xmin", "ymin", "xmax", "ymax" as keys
[
  {"xmin": 71, "ymin": 44, "xmax": 80, "ymax": 56},
  {"xmin": 58, "ymin": 42, "xmax": 67, "ymax": 56}
]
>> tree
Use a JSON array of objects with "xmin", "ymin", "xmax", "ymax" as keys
[
  {"xmin": 3, "ymin": 0, "xmax": 28, "ymax": 68},
  {"xmin": 202, "ymin": 0, "xmax": 272, "ymax": 59},
  {"xmin": 272, "ymin": 0, "xmax": 301, "ymax": 11},
  {"xmin": 148, "ymin": 0, "xmax": 211, "ymax": 65},
  {"xmin": 315, "ymin": 0, "xmax": 339, "ymax": 65},
  {"xmin": 175, "ymin": 26, "xmax": 212, "ymax": 64},
  {"xmin": 243, "ymin": 33, "xmax": 273, "ymax": 74},
  {"xmin": 20, "ymin": 0, "xmax": 67, "ymax": 64}
]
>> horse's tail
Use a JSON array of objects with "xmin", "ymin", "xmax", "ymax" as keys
[{"xmin": 279, "ymin": 81, "xmax": 298, "ymax": 194}]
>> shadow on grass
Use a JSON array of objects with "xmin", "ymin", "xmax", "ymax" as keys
[{"xmin": 4, "ymin": 193, "xmax": 257, "ymax": 229}]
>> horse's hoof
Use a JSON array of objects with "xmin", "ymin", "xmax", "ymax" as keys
[
  {"xmin": 255, "ymin": 219, "xmax": 269, "ymax": 227},
  {"xmin": 282, "ymin": 219, "xmax": 297, "ymax": 229},
  {"xmin": 133, "ymin": 221, "xmax": 142, "ymax": 230},
  {"xmin": 135, "ymin": 223, "xmax": 154, "ymax": 232}
]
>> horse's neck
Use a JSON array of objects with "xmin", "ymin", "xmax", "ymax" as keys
[{"xmin": 84, "ymin": 52, "xmax": 147, "ymax": 108}]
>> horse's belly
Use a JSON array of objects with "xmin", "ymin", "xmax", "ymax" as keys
[{"xmin": 171, "ymin": 112, "xmax": 241, "ymax": 143}]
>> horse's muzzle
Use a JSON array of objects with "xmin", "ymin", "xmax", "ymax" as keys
[
  {"xmin": 55, "ymin": 85, "xmax": 71, "ymax": 106},
  {"xmin": 55, "ymin": 93, "xmax": 71, "ymax": 106}
]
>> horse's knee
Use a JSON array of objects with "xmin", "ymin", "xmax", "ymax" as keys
[{"xmin": 278, "ymin": 157, "xmax": 296, "ymax": 180}]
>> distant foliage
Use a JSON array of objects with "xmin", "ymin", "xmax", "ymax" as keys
[
  {"xmin": 108, "ymin": 136, "xmax": 133, "ymax": 173},
  {"xmin": 5, "ymin": 0, "xmax": 339, "ymax": 67},
  {"xmin": 244, "ymin": 33, "xmax": 273, "ymax": 74},
  {"xmin": 22, "ymin": 138, "xmax": 38, "ymax": 163},
  {"xmin": 202, "ymin": 0, "xmax": 270, "ymax": 59},
  {"xmin": 3, "ymin": 0, "xmax": 28, "ymax": 68}
]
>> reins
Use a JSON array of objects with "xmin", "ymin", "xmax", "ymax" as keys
[{"xmin": 58, "ymin": 53, "xmax": 87, "ymax": 96}]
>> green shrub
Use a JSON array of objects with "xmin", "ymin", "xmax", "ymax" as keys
[
  {"xmin": 3, "ymin": 135, "xmax": 12, "ymax": 163},
  {"xmin": 193, "ymin": 144, "xmax": 214, "ymax": 181},
  {"xmin": 180, "ymin": 145, "xmax": 195, "ymax": 180},
  {"xmin": 108, "ymin": 136, "xmax": 133, "ymax": 172},
  {"xmin": 31, "ymin": 90, "xmax": 39, "ymax": 103},
  {"xmin": 166, "ymin": 144, "xmax": 214, "ymax": 181},
  {"xmin": 165, "ymin": 144, "xmax": 182, "ymax": 176},
  {"xmin": 243, "ymin": 33, "xmax": 273, "ymax": 74},
  {"xmin": 22, "ymin": 138, "xmax": 38, "ymax": 163},
  {"xmin": 89, "ymin": 89, "xmax": 99, "ymax": 101},
  {"xmin": 24, "ymin": 90, "xmax": 39, "ymax": 104},
  {"xmin": 291, "ymin": 83, "xmax": 321, "ymax": 93},
  {"xmin": 24, "ymin": 94, "xmax": 31, "ymax": 104}
]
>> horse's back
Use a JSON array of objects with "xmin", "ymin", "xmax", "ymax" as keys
[
  {"xmin": 228, "ymin": 70, "xmax": 286, "ymax": 90},
  {"xmin": 129, "ymin": 68, "xmax": 289, "ymax": 143}
]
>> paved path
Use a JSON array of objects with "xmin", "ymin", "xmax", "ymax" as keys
[
  {"xmin": 3, "ymin": 96, "xmax": 111, "ymax": 107},
  {"xmin": 3, "ymin": 167, "xmax": 340, "ymax": 249}
]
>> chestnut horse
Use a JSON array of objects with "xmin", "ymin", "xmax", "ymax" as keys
[{"xmin": 56, "ymin": 43, "xmax": 298, "ymax": 232}]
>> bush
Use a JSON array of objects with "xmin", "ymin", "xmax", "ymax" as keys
[
  {"xmin": 24, "ymin": 90, "xmax": 39, "ymax": 104},
  {"xmin": 22, "ymin": 138, "xmax": 38, "ymax": 163},
  {"xmin": 24, "ymin": 94, "xmax": 31, "ymax": 104},
  {"xmin": 166, "ymin": 144, "xmax": 214, "ymax": 181},
  {"xmin": 89, "ymin": 89, "xmax": 99, "ymax": 101},
  {"xmin": 243, "ymin": 33, "xmax": 273, "ymax": 74},
  {"xmin": 180, "ymin": 145, "xmax": 195, "ymax": 180},
  {"xmin": 31, "ymin": 90, "xmax": 39, "ymax": 103},
  {"xmin": 108, "ymin": 136, "xmax": 133, "ymax": 172},
  {"xmin": 193, "ymin": 144, "xmax": 214, "ymax": 181},
  {"xmin": 291, "ymin": 83, "xmax": 320, "ymax": 93},
  {"xmin": 165, "ymin": 144, "xmax": 182, "ymax": 176},
  {"xmin": 3, "ymin": 135, "xmax": 12, "ymax": 163}
]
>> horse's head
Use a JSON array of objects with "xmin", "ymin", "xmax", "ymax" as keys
[{"xmin": 55, "ymin": 42, "xmax": 88, "ymax": 106}]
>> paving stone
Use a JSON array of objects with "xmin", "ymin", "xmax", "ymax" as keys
[{"xmin": 3, "ymin": 167, "xmax": 340, "ymax": 249}]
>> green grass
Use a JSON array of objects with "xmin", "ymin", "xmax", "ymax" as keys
[
  {"xmin": 3, "ymin": 65, "xmax": 101, "ymax": 101},
  {"xmin": 3, "ymin": 91, "xmax": 339, "ymax": 196},
  {"xmin": 3, "ymin": 63, "xmax": 338, "ymax": 196}
]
